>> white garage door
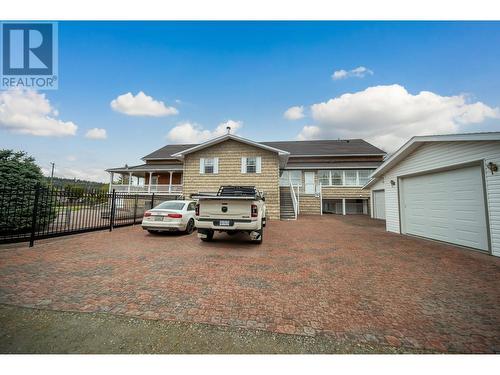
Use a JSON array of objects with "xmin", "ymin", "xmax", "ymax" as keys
[
  {"xmin": 373, "ymin": 190, "xmax": 386, "ymax": 220},
  {"xmin": 401, "ymin": 165, "xmax": 488, "ymax": 251}
]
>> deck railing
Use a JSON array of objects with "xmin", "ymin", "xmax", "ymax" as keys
[{"xmin": 110, "ymin": 184, "xmax": 182, "ymax": 194}]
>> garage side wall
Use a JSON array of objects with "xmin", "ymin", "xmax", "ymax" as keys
[
  {"xmin": 381, "ymin": 141, "xmax": 500, "ymax": 256},
  {"xmin": 183, "ymin": 140, "xmax": 281, "ymax": 219}
]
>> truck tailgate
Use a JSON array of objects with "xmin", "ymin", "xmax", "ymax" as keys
[{"xmin": 198, "ymin": 199, "xmax": 252, "ymax": 219}]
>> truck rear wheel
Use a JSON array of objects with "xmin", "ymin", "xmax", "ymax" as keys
[
  {"xmin": 200, "ymin": 229, "xmax": 214, "ymax": 242},
  {"xmin": 252, "ymin": 220, "xmax": 264, "ymax": 244}
]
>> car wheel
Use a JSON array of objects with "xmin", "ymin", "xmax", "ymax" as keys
[
  {"xmin": 185, "ymin": 219, "xmax": 195, "ymax": 234},
  {"xmin": 200, "ymin": 229, "xmax": 214, "ymax": 242}
]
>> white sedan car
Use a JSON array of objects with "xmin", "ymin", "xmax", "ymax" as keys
[{"xmin": 142, "ymin": 200, "xmax": 197, "ymax": 234}]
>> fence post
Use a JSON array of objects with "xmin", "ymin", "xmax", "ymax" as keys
[
  {"xmin": 29, "ymin": 184, "xmax": 41, "ymax": 247},
  {"xmin": 133, "ymin": 194, "xmax": 138, "ymax": 225},
  {"xmin": 151, "ymin": 193, "xmax": 155, "ymax": 209},
  {"xmin": 109, "ymin": 189, "xmax": 116, "ymax": 231}
]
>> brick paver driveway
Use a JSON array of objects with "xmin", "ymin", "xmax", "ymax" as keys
[{"xmin": 1, "ymin": 215, "xmax": 499, "ymax": 353}]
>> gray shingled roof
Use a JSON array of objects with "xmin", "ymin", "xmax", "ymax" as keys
[
  {"xmin": 142, "ymin": 143, "xmax": 197, "ymax": 160},
  {"xmin": 142, "ymin": 139, "xmax": 385, "ymax": 160},
  {"xmin": 262, "ymin": 139, "xmax": 385, "ymax": 156}
]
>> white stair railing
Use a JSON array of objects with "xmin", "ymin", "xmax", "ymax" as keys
[{"xmin": 288, "ymin": 175, "xmax": 298, "ymax": 220}]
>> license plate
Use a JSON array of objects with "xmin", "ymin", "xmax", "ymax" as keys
[
  {"xmin": 219, "ymin": 220, "xmax": 230, "ymax": 226},
  {"xmin": 154, "ymin": 216, "xmax": 164, "ymax": 221}
]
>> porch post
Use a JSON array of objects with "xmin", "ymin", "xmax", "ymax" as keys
[
  {"xmin": 128, "ymin": 172, "xmax": 132, "ymax": 193},
  {"xmin": 342, "ymin": 198, "xmax": 346, "ymax": 216},
  {"xmin": 148, "ymin": 172, "xmax": 153, "ymax": 193},
  {"xmin": 108, "ymin": 172, "xmax": 114, "ymax": 193},
  {"xmin": 168, "ymin": 171, "xmax": 173, "ymax": 193}
]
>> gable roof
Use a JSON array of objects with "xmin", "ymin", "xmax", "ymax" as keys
[
  {"xmin": 369, "ymin": 132, "xmax": 500, "ymax": 182},
  {"xmin": 169, "ymin": 134, "xmax": 290, "ymax": 168},
  {"xmin": 171, "ymin": 134, "xmax": 290, "ymax": 158},
  {"xmin": 142, "ymin": 137, "xmax": 385, "ymax": 160}
]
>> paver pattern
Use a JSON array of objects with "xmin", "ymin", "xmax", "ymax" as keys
[{"xmin": 1, "ymin": 215, "xmax": 499, "ymax": 353}]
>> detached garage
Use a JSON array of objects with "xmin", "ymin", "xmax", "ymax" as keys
[{"xmin": 365, "ymin": 133, "xmax": 500, "ymax": 257}]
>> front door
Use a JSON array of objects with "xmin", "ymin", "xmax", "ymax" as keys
[{"xmin": 304, "ymin": 172, "xmax": 315, "ymax": 194}]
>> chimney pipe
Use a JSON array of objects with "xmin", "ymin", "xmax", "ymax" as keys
[{"xmin": 226, "ymin": 126, "xmax": 231, "ymax": 134}]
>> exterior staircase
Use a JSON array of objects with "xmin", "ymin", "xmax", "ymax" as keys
[{"xmin": 280, "ymin": 186, "xmax": 296, "ymax": 220}]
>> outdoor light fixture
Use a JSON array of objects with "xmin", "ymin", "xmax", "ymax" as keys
[
  {"xmin": 487, "ymin": 162, "xmax": 498, "ymax": 174},
  {"xmin": 390, "ymin": 180, "xmax": 396, "ymax": 186}
]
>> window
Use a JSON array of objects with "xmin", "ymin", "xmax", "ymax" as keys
[
  {"xmin": 318, "ymin": 170, "xmax": 330, "ymax": 186},
  {"xmin": 155, "ymin": 201, "xmax": 186, "ymax": 210},
  {"xmin": 204, "ymin": 158, "xmax": 214, "ymax": 174},
  {"xmin": 315, "ymin": 169, "xmax": 374, "ymax": 187},
  {"xmin": 279, "ymin": 170, "xmax": 302, "ymax": 186},
  {"xmin": 358, "ymin": 170, "xmax": 371, "ymax": 185},
  {"xmin": 187, "ymin": 202, "xmax": 196, "ymax": 211},
  {"xmin": 344, "ymin": 170, "xmax": 357, "ymax": 186},
  {"xmin": 331, "ymin": 170, "xmax": 343, "ymax": 185},
  {"xmin": 246, "ymin": 157, "xmax": 257, "ymax": 173},
  {"xmin": 200, "ymin": 157, "xmax": 218, "ymax": 174},
  {"xmin": 241, "ymin": 156, "xmax": 261, "ymax": 174}
]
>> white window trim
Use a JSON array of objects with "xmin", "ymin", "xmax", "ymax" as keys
[
  {"xmin": 319, "ymin": 169, "xmax": 374, "ymax": 187},
  {"xmin": 200, "ymin": 157, "xmax": 218, "ymax": 174},
  {"xmin": 241, "ymin": 156, "xmax": 261, "ymax": 174}
]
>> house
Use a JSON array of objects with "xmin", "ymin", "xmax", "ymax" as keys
[
  {"xmin": 364, "ymin": 132, "xmax": 500, "ymax": 257},
  {"xmin": 106, "ymin": 133, "xmax": 386, "ymax": 220}
]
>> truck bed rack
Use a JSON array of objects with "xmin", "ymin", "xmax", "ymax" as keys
[{"xmin": 191, "ymin": 186, "xmax": 263, "ymax": 200}]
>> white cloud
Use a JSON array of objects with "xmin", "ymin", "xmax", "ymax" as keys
[
  {"xmin": 332, "ymin": 66, "xmax": 373, "ymax": 80},
  {"xmin": 66, "ymin": 155, "xmax": 77, "ymax": 162},
  {"xmin": 166, "ymin": 119, "xmax": 243, "ymax": 144},
  {"xmin": 0, "ymin": 89, "xmax": 77, "ymax": 136},
  {"xmin": 85, "ymin": 128, "xmax": 107, "ymax": 140},
  {"xmin": 284, "ymin": 106, "xmax": 305, "ymax": 120},
  {"xmin": 110, "ymin": 91, "xmax": 178, "ymax": 117},
  {"xmin": 297, "ymin": 84, "xmax": 500, "ymax": 151}
]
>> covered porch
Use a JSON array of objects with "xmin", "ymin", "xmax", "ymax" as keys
[{"xmin": 106, "ymin": 164, "xmax": 183, "ymax": 194}]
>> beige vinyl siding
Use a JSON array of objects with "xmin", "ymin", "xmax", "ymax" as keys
[
  {"xmin": 183, "ymin": 139, "xmax": 281, "ymax": 219},
  {"xmin": 321, "ymin": 186, "xmax": 370, "ymax": 199},
  {"xmin": 381, "ymin": 141, "xmax": 500, "ymax": 256},
  {"xmin": 299, "ymin": 195, "xmax": 321, "ymax": 214}
]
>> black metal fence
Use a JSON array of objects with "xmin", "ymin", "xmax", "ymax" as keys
[{"xmin": 0, "ymin": 185, "xmax": 179, "ymax": 246}]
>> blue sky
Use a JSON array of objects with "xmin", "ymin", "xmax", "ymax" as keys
[{"xmin": 1, "ymin": 21, "xmax": 500, "ymax": 181}]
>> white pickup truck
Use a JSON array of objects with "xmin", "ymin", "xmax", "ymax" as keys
[{"xmin": 193, "ymin": 186, "xmax": 267, "ymax": 244}]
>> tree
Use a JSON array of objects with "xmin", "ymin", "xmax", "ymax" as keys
[
  {"xmin": 0, "ymin": 150, "xmax": 45, "ymax": 189},
  {"xmin": 0, "ymin": 150, "xmax": 56, "ymax": 235}
]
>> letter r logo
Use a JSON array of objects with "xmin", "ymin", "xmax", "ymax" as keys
[{"xmin": 2, "ymin": 23, "xmax": 53, "ymax": 75}]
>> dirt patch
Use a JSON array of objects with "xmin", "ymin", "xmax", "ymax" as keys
[{"xmin": 0, "ymin": 304, "xmax": 430, "ymax": 354}]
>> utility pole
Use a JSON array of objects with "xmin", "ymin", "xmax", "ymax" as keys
[{"xmin": 50, "ymin": 162, "xmax": 55, "ymax": 185}]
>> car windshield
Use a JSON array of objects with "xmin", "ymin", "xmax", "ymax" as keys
[{"xmin": 154, "ymin": 202, "xmax": 185, "ymax": 210}]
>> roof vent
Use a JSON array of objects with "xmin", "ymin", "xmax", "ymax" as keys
[{"xmin": 226, "ymin": 126, "xmax": 231, "ymax": 134}]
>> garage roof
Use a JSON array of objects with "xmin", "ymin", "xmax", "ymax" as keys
[{"xmin": 370, "ymin": 132, "xmax": 500, "ymax": 180}]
